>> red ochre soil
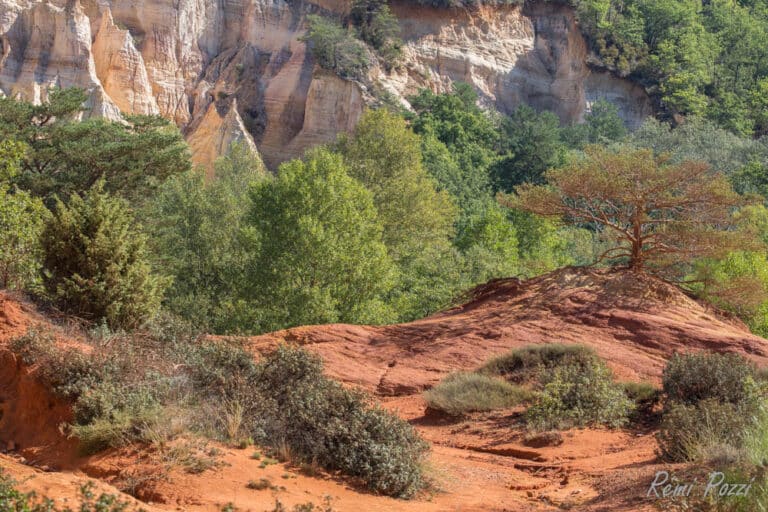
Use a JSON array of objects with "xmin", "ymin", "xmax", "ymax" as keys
[{"xmin": 2, "ymin": 266, "xmax": 767, "ymax": 511}]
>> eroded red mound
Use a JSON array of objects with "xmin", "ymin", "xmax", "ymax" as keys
[{"xmin": 247, "ymin": 267, "xmax": 768, "ymax": 394}]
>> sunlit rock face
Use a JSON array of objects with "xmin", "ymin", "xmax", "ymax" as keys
[{"xmin": 0, "ymin": 0, "xmax": 653, "ymax": 170}]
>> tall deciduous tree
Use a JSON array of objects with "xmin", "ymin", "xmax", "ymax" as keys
[
  {"xmin": 0, "ymin": 141, "xmax": 48, "ymax": 290},
  {"xmin": 246, "ymin": 148, "xmax": 394, "ymax": 329},
  {"xmin": 144, "ymin": 142, "xmax": 265, "ymax": 332},
  {"xmin": 336, "ymin": 108, "xmax": 456, "ymax": 262},
  {"xmin": 505, "ymin": 146, "xmax": 755, "ymax": 272}
]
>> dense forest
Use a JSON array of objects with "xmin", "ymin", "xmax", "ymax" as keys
[{"xmin": 2, "ymin": 76, "xmax": 768, "ymax": 336}]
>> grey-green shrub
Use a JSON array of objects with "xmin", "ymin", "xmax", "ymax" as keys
[
  {"xmin": 0, "ymin": 471, "xmax": 130, "ymax": 512},
  {"xmin": 656, "ymin": 399, "xmax": 751, "ymax": 463},
  {"xmin": 526, "ymin": 357, "xmax": 634, "ymax": 431},
  {"xmin": 245, "ymin": 345, "xmax": 429, "ymax": 498},
  {"xmin": 662, "ymin": 352, "xmax": 756, "ymax": 406},
  {"xmin": 657, "ymin": 352, "xmax": 766, "ymax": 463},
  {"xmin": 481, "ymin": 343, "xmax": 596, "ymax": 384},
  {"xmin": 424, "ymin": 372, "xmax": 534, "ymax": 416},
  {"xmin": 622, "ymin": 381, "xmax": 661, "ymax": 417},
  {"xmin": 302, "ymin": 15, "xmax": 369, "ymax": 80}
]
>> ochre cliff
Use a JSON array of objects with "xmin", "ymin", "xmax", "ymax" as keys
[{"xmin": 0, "ymin": 0, "xmax": 653, "ymax": 170}]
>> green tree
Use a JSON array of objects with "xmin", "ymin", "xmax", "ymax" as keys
[
  {"xmin": 0, "ymin": 141, "xmax": 48, "ymax": 290},
  {"xmin": 562, "ymin": 100, "xmax": 627, "ymax": 148},
  {"xmin": 689, "ymin": 205, "xmax": 768, "ymax": 336},
  {"xmin": 302, "ymin": 15, "xmax": 370, "ymax": 80},
  {"xmin": 410, "ymin": 84, "xmax": 501, "ymax": 175},
  {"xmin": 0, "ymin": 88, "xmax": 190, "ymax": 202},
  {"xmin": 492, "ymin": 104, "xmax": 566, "ymax": 190},
  {"xmin": 145, "ymin": 143, "xmax": 265, "ymax": 332},
  {"xmin": 350, "ymin": 0, "xmax": 403, "ymax": 68},
  {"xmin": 245, "ymin": 148, "xmax": 394, "ymax": 329},
  {"xmin": 337, "ymin": 109, "xmax": 463, "ymax": 320},
  {"xmin": 41, "ymin": 182, "xmax": 165, "ymax": 329},
  {"xmin": 337, "ymin": 109, "xmax": 457, "ymax": 261}
]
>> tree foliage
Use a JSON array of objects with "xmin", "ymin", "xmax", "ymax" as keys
[
  {"xmin": 350, "ymin": 0, "xmax": 403, "ymax": 68},
  {"xmin": 245, "ymin": 148, "xmax": 394, "ymax": 329},
  {"xmin": 144, "ymin": 143, "xmax": 265, "ymax": 332},
  {"xmin": 337, "ymin": 109, "xmax": 457, "ymax": 261},
  {"xmin": 506, "ymin": 146, "xmax": 755, "ymax": 272},
  {"xmin": 492, "ymin": 104, "xmax": 567, "ymax": 190},
  {"xmin": 303, "ymin": 15, "xmax": 370, "ymax": 80},
  {"xmin": 41, "ymin": 182, "xmax": 165, "ymax": 328},
  {"xmin": 0, "ymin": 141, "xmax": 48, "ymax": 290},
  {"xmin": 0, "ymin": 88, "xmax": 190, "ymax": 202},
  {"xmin": 568, "ymin": 0, "xmax": 768, "ymax": 135}
]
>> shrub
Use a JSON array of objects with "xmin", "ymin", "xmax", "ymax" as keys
[
  {"xmin": 423, "ymin": 372, "xmax": 533, "ymax": 416},
  {"xmin": 247, "ymin": 345, "xmax": 428, "ymax": 498},
  {"xmin": 41, "ymin": 181, "xmax": 165, "ymax": 329},
  {"xmin": 0, "ymin": 184, "xmax": 48, "ymax": 291},
  {"xmin": 526, "ymin": 357, "xmax": 633, "ymax": 431},
  {"xmin": 302, "ymin": 15, "xmax": 369, "ymax": 80},
  {"xmin": 481, "ymin": 344, "xmax": 596, "ymax": 384},
  {"xmin": 622, "ymin": 381, "xmax": 661, "ymax": 417},
  {"xmin": 657, "ymin": 352, "xmax": 767, "ymax": 463},
  {"xmin": 9, "ymin": 327, "xmax": 177, "ymax": 455},
  {"xmin": 0, "ymin": 471, "xmax": 131, "ymax": 511},
  {"xmin": 662, "ymin": 352, "xmax": 757, "ymax": 407},
  {"xmin": 656, "ymin": 399, "xmax": 753, "ymax": 464}
]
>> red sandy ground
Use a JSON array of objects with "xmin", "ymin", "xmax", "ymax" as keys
[{"xmin": 1, "ymin": 267, "xmax": 766, "ymax": 511}]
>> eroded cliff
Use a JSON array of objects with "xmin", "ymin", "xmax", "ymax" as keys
[{"xmin": 0, "ymin": 0, "xmax": 653, "ymax": 169}]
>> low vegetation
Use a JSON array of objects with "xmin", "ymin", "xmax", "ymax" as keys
[
  {"xmin": 426, "ymin": 344, "xmax": 634, "ymax": 430},
  {"xmin": 656, "ymin": 352, "xmax": 764, "ymax": 463},
  {"xmin": 654, "ymin": 352, "xmax": 768, "ymax": 511},
  {"xmin": 480, "ymin": 343, "xmax": 596, "ymax": 384},
  {"xmin": 10, "ymin": 327, "xmax": 428, "ymax": 498},
  {"xmin": 525, "ymin": 354, "xmax": 633, "ymax": 431},
  {"xmin": 0, "ymin": 471, "xmax": 132, "ymax": 512},
  {"xmin": 424, "ymin": 372, "xmax": 533, "ymax": 415}
]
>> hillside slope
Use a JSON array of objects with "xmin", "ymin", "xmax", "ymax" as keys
[
  {"xmin": 247, "ymin": 266, "xmax": 768, "ymax": 394},
  {"xmin": 1, "ymin": 267, "xmax": 766, "ymax": 511}
]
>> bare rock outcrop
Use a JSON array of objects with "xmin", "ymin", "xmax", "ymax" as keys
[
  {"xmin": 91, "ymin": 8, "xmax": 158, "ymax": 115},
  {"xmin": 0, "ymin": 0, "xmax": 655, "ymax": 170},
  {"xmin": 186, "ymin": 98, "xmax": 263, "ymax": 175}
]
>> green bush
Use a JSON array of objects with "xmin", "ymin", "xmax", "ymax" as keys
[
  {"xmin": 656, "ymin": 399, "xmax": 752, "ymax": 464},
  {"xmin": 41, "ymin": 181, "xmax": 165, "ymax": 329},
  {"xmin": 10, "ymin": 330, "xmax": 428, "ymax": 496},
  {"xmin": 302, "ymin": 15, "xmax": 369, "ymax": 80},
  {"xmin": 0, "ymin": 141, "xmax": 48, "ymax": 291},
  {"xmin": 350, "ymin": 0, "xmax": 403, "ymax": 69},
  {"xmin": 0, "ymin": 470, "xmax": 131, "ymax": 511},
  {"xmin": 9, "ymin": 327, "xmax": 174, "ymax": 455},
  {"xmin": 622, "ymin": 381, "xmax": 661, "ymax": 417},
  {"xmin": 246, "ymin": 345, "xmax": 428, "ymax": 498},
  {"xmin": 423, "ymin": 372, "xmax": 533, "ymax": 416},
  {"xmin": 526, "ymin": 357, "xmax": 633, "ymax": 431},
  {"xmin": 481, "ymin": 344, "xmax": 596, "ymax": 384},
  {"xmin": 657, "ymin": 352, "xmax": 767, "ymax": 464},
  {"xmin": 662, "ymin": 352, "xmax": 756, "ymax": 407}
]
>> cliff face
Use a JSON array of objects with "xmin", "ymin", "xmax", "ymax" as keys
[{"xmin": 0, "ymin": 0, "xmax": 653, "ymax": 170}]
